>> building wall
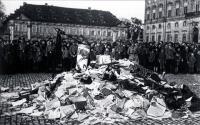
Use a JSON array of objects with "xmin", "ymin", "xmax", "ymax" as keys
[
  {"xmin": 144, "ymin": 0, "xmax": 200, "ymax": 43},
  {"xmin": 8, "ymin": 19, "xmax": 127, "ymax": 41}
]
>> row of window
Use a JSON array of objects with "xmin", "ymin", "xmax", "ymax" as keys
[
  {"xmin": 146, "ymin": 33, "xmax": 187, "ymax": 42},
  {"xmin": 147, "ymin": 7, "xmax": 189, "ymax": 20},
  {"xmin": 14, "ymin": 24, "xmax": 124, "ymax": 37},
  {"xmin": 146, "ymin": 1, "xmax": 200, "ymax": 20},
  {"xmin": 147, "ymin": 21, "xmax": 188, "ymax": 30}
]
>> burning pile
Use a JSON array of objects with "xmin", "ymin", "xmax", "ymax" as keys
[{"xmin": 1, "ymin": 60, "xmax": 200, "ymax": 124}]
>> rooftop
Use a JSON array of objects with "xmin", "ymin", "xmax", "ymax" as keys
[{"xmin": 7, "ymin": 3, "xmax": 121, "ymax": 27}]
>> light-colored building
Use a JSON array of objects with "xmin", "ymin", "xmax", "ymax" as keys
[
  {"xmin": 144, "ymin": 0, "xmax": 200, "ymax": 43},
  {"xmin": 3, "ymin": 3, "xmax": 127, "ymax": 41}
]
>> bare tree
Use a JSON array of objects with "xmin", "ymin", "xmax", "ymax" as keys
[{"xmin": 120, "ymin": 17, "xmax": 143, "ymax": 42}]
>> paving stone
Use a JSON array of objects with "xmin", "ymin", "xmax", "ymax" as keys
[{"xmin": 0, "ymin": 73, "xmax": 200, "ymax": 125}]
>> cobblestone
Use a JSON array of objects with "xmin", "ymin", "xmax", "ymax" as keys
[{"xmin": 0, "ymin": 73, "xmax": 200, "ymax": 125}]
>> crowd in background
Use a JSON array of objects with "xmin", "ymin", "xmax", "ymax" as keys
[
  {"xmin": 0, "ymin": 36, "xmax": 79, "ymax": 74},
  {"xmin": 1, "ymin": 36, "xmax": 200, "ymax": 74},
  {"xmin": 127, "ymin": 41, "xmax": 200, "ymax": 74}
]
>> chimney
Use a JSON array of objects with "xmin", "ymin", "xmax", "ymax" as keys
[
  {"xmin": 45, "ymin": 3, "xmax": 48, "ymax": 6},
  {"xmin": 88, "ymin": 7, "xmax": 91, "ymax": 10}
]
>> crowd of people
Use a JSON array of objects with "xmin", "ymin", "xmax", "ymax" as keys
[
  {"xmin": 1, "ymin": 36, "xmax": 200, "ymax": 74},
  {"xmin": 127, "ymin": 41, "xmax": 200, "ymax": 74},
  {"xmin": 91, "ymin": 40, "xmax": 200, "ymax": 74}
]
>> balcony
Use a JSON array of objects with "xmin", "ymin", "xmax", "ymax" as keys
[
  {"xmin": 185, "ymin": 11, "xmax": 200, "ymax": 18},
  {"xmin": 145, "ymin": 17, "xmax": 167, "ymax": 24}
]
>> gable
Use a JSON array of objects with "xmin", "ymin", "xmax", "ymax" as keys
[{"xmin": 16, "ymin": 14, "xmax": 30, "ymax": 21}]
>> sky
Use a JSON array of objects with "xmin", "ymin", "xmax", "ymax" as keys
[{"xmin": 1, "ymin": 0, "xmax": 145, "ymax": 22}]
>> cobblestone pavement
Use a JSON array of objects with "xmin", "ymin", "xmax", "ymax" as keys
[{"xmin": 0, "ymin": 73, "xmax": 200, "ymax": 125}]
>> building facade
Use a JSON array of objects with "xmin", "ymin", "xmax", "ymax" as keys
[
  {"xmin": 144, "ymin": 0, "xmax": 200, "ymax": 43},
  {"xmin": 3, "ymin": 3, "xmax": 126, "ymax": 41}
]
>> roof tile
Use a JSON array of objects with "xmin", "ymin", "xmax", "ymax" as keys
[{"xmin": 8, "ymin": 4, "xmax": 121, "ymax": 27}]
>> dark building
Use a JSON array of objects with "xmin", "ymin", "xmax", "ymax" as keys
[{"xmin": 3, "ymin": 2, "xmax": 126, "ymax": 41}]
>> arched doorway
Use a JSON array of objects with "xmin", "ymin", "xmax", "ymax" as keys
[{"xmin": 193, "ymin": 26, "xmax": 199, "ymax": 43}]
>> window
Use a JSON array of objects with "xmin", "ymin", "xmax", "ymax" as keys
[
  {"xmin": 24, "ymin": 25, "xmax": 27, "ymax": 32},
  {"xmin": 152, "ymin": 11, "xmax": 156, "ymax": 19},
  {"xmin": 107, "ymin": 31, "xmax": 111, "ymax": 37},
  {"xmin": 182, "ymin": 33, "xmax": 186, "ymax": 42},
  {"xmin": 191, "ymin": 0, "xmax": 195, "ymax": 11},
  {"xmin": 168, "ymin": 10, "xmax": 172, "ymax": 17},
  {"xmin": 159, "ymin": 11, "xmax": 162, "ymax": 18},
  {"xmin": 147, "ymin": 26, "xmax": 150, "ymax": 30},
  {"xmin": 153, "ymin": 13, "xmax": 156, "ymax": 19},
  {"xmin": 21, "ymin": 24, "xmax": 27, "ymax": 32},
  {"xmin": 146, "ymin": 36, "xmax": 149, "ymax": 42},
  {"xmin": 167, "ymin": 5, "xmax": 172, "ymax": 17},
  {"xmin": 197, "ymin": 4, "xmax": 199, "ymax": 12},
  {"xmin": 176, "ymin": 2, "xmax": 180, "ymax": 16},
  {"xmin": 32, "ymin": 25, "xmax": 36, "ymax": 33},
  {"xmin": 184, "ymin": 7, "xmax": 188, "ymax": 14},
  {"xmin": 152, "ymin": 7, "xmax": 156, "ymax": 20},
  {"xmin": 43, "ymin": 27, "xmax": 46, "ymax": 33},
  {"xmin": 97, "ymin": 30, "xmax": 100, "ymax": 35},
  {"xmin": 159, "ymin": 5, "xmax": 163, "ymax": 18},
  {"xmin": 175, "ymin": 22, "xmax": 179, "ymax": 28},
  {"xmin": 147, "ymin": 14, "xmax": 150, "ymax": 20},
  {"xmin": 184, "ymin": 0, "xmax": 188, "ymax": 12},
  {"xmin": 79, "ymin": 28, "xmax": 84, "ymax": 35},
  {"xmin": 90, "ymin": 30, "xmax": 95, "ymax": 36},
  {"xmin": 174, "ymin": 34, "xmax": 179, "ymax": 42},
  {"xmin": 71, "ymin": 28, "xmax": 77, "ymax": 34},
  {"xmin": 167, "ymin": 23, "xmax": 171, "ymax": 29},
  {"xmin": 75, "ymin": 28, "xmax": 78, "ymax": 34},
  {"xmin": 146, "ymin": 8, "xmax": 150, "ymax": 20},
  {"xmin": 14, "ymin": 24, "xmax": 20, "ymax": 32},
  {"xmin": 66, "ymin": 27, "xmax": 69, "ymax": 34},
  {"xmin": 37, "ymin": 26, "xmax": 39, "ymax": 33},
  {"xmin": 159, "ymin": 24, "xmax": 162, "ymax": 29},
  {"xmin": 152, "ymin": 35, "xmax": 155, "ymax": 42},
  {"xmin": 167, "ymin": 34, "xmax": 171, "ymax": 42},
  {"xmin": 121, "ymin": 31, "xmax": 125, "ymax": 37},
  {"xmin": 103, "ymin": 31, "xmax": 106, "ymax": 36},
  {"xmin": 158, "ymin": 35, "xmax": 161, "ymax": 42},
  {"xmin": 183, "ymin": 21, "xmax": 187, "ymax": 27},
  {"xmin": 152, "ymin": 25, "xmax": 156, "ymax": 30},
  {"xmin": 83, "ymin": 28, "xmax": 88, "ymax": 35},
  {"xmin": 21, "ymin": 24, "xmax": 24, "ymax": 32},
  {"xmin": 176, "ymin": 8, "xmax": 180, "ymax": 16}
]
